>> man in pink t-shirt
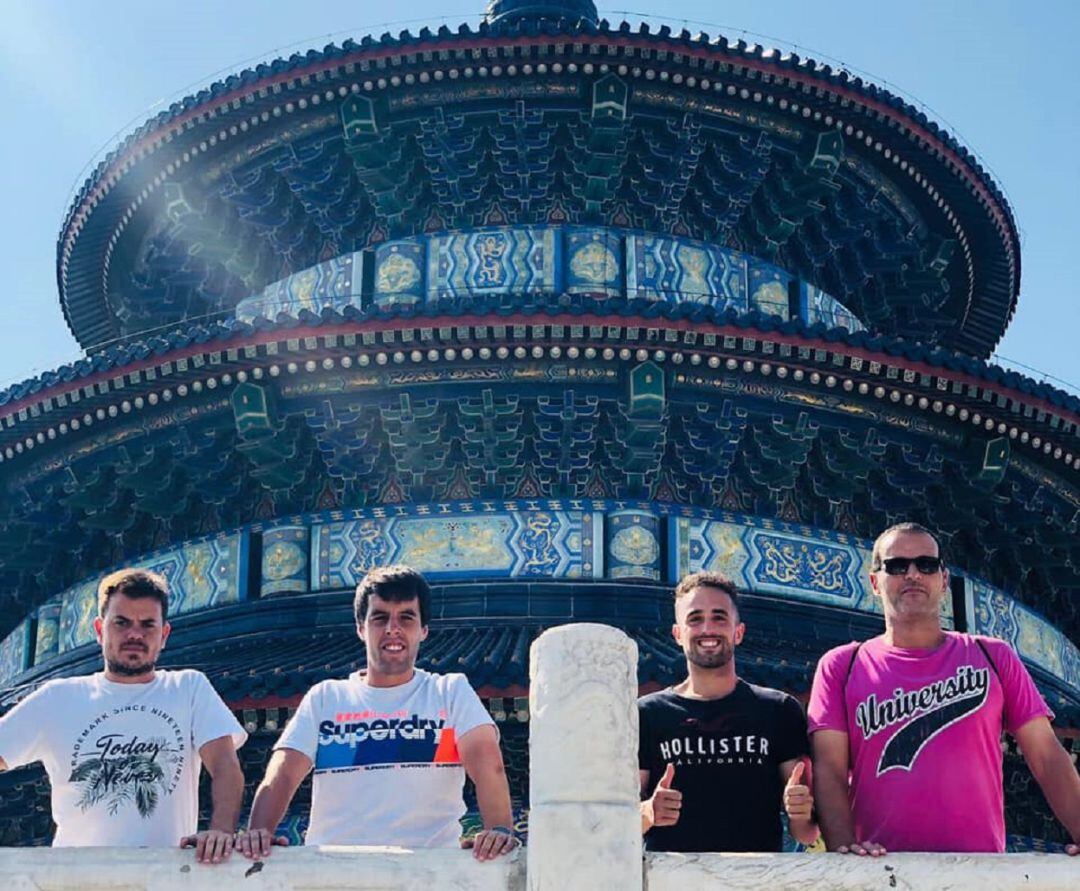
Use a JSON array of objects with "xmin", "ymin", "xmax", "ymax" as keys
[{"xmin": 808, "ymin": 522, "xmax": 1080, "ymax": 855}]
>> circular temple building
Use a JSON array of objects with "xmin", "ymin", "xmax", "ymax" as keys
[{"xmin": 1, "ymin": 0, "xmax": 1077, "ymax": 849}]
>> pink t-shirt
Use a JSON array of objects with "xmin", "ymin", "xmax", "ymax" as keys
[{"xmin": 808, "ymin": 632, "xmax": 1052, "ymax": 852}]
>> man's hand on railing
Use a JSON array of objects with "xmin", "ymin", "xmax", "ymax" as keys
[
  {"xmin": 461, "ymin": 826, "xmax": 519, "ymax": 860},
  {"xmin": 179, "ymin": 829, "xmax": 236, "ymax": 864},
  {"xmin": 235, "ymin": 827, "xmax": 290, "ymax": 859},
  {"xmin": 835, "ymin": 840, "xmax": 887, "ymax": 856}
]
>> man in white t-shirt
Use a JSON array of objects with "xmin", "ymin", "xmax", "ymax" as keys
[
  {"xmin": 0, "ymin": 569, "xmax": 247, "ymax": 863},
  {"xmin": 240, "ymin": 565, "xmax": 517, "ymax": 861}
]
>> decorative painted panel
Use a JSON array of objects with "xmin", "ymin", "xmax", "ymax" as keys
[
  {"xmin": 59, "ymin": 579, "xmax": 98, "ymax": 652},
  {"xmin": 674, "ymin": 516, "xmax": 954, "ymax": 626},
  {"xmin": 262, "ymin": 525, "xmax": 311, "ymax": 597},
  {"xmin": 427, "ymin": 227, "xmax": 558, "ymax": 301},
  {"xmin": 625, "ymin": 234, "xmax": 747, "ymax": 309},
  {"xmin": 57, "ymin": 533, "xmax": 247, "ymax": 653},
  {"xmin": 673, "ymin": 516, "xmax": 738, "ymax": 586},
  {"xmin": 236, "ymin": 251, "xmax": 362, "ymax": 322},
  {"xmin": 232, "ymin": 227, "xmax": 864, "ymax": 333},
  {"xmin": 565, "ymin": 227, "xmax": 622, "ymax": 297},
  {"xmin": 312, "ymin": 509, "xmax": 601, "ymax": 589},
  {"xmin": 606, "ymin": 510, "xmax": 662, "ymax": 581},
  {"xmin": 141, "ymin": 533, "xmax": 246, "ymax": 617},
  {"xmin": 747, "ymin": 259, "xmax": 792, "ymax": 319},
  {"xmin": 745, "ymin": 529, "xmax": 867, "ymax": 607},
  {"xmin": 32, "ymin": 503, "xmax": 1008, "ymax": 672},
  {"xmin": 0, "ymin": 619, "xmax": 30, "ymax": 684},
  {"xmin": 802, "ymin": 283, "xmax": 866, "ymax": 333},
  {"xmin": 34, "ymin": 601, "xmax": 62, "ymax": 664},
  {"xmin": 373, "ymin": 239, "xmax": 425, "ymax": 307},
  {"xmin": 676, "ymin": 518, "xmax": 867, "ymax": 608},
  {"xmin": 970, "ymin": 577, "xmax": 1080, "ymax": 693}
]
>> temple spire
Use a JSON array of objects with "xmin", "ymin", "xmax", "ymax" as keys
[{"xmin": 483, "ymin": 1, "xmax": 599, "ymax": 27}]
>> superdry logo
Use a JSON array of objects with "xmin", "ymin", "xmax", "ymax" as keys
[
  {"xmin": 854, "ymin": 665, "xmax": 990, "ymax": 775},
  {"xmin": 318, "ymin": 714, "xmax": 445, "ymax": 747}
]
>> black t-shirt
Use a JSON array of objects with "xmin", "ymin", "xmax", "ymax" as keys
[{"xmin": 638, "ymin": 680, "xmax": 809, "ymax": 852}]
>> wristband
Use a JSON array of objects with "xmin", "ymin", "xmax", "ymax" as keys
[{"xmin": 488, "ymin": 825, "xmax": 515, "ymax": 836}]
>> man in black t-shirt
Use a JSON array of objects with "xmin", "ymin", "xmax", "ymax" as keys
[{"xmin": 638, "ymin": 571, "xmax": 819, "ymax": 852}]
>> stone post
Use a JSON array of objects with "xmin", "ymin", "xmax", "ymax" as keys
[{"xmin": 527, "ymin": 623, "xmax": 642, "ymax": 891}]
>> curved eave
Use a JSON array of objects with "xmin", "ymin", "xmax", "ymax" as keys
[
  {"xmin": 57, "ymin": 18, "xmax": 1020, "ymax": 356},
  {"xmin": 2, "ymin": 302, "xmax": 1076, "ymax": 423}
]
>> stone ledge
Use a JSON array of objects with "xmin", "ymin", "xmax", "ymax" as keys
[
  {"xmin": 1, "ymin": 847, "xmax": 1073, "ymax": 890},
  {"xmin": 646, "ymin": 851, "xmax": 1077, "ymax": 891},
  {"xmin": 0, "ymin": 846, "xmax": 525, "ymax": 890}
]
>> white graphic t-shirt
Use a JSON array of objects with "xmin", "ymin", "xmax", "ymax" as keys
[
  {"xmin": 276, "ymin": 669, "xmax": 494, "ymax": 847},
  {"xmin": 0, "ymin": 670, "xmax": 246, "ymax": 846}
]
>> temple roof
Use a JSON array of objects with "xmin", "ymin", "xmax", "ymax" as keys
[{"xmin": 57, "ymin": 16, "xmax": 1020, "ymax": 357}]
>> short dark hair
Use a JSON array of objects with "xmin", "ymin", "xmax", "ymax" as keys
[
  {"xmin": 97, "ymin": 569, "xmax": 170, "ymax": 622},
  {"xmin": 673, "ymin": 571, "xmax": 740, "ymax": 615},
  {"xmin": 354, "ymin": 565, "xmax": 432, "ymax": 627},
  {"xmin": 871, "ymin": 522, "xmax": 942, "ymax": 571}
]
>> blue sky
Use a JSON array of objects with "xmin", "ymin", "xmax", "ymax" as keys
[{"xmin": 1, "ymin": 0, "xmax": 1076, "ymax": 393}]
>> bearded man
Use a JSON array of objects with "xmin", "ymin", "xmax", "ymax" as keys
[
  {"xmin": 0, "ymin": 569, "xmax": 246, "ymax": 863},
  {"xmin": 638, "ymin": 571, "xmax": 818, "ymax": 852}
]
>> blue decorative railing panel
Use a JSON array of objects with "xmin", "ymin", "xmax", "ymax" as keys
[
  {"xmin": 673, "ymin": 516, "xmax": 954, "ymax": 628},
  {"xmin": 235, "ymin": 226, "xmax": 864, "ymax": 334},
  {"xmin": 312, "ymin": 509, "xmax": 602, "ymax": 589},
  {"xmin": 33, "ymin": 601, "xmax": 61, "ymax": 665},
  {"xmin": 32, "ymin": 504, "xmax": 1080, "ymax": 702},
  {"xmin": 261, "ymin": 525, "xmax": 310, "ymax": 598},
  {"xmin": 58, "ymin": 533, "xmax": 248, "ymax": 652},
  {"xmin": 0, "ymin": 619, "xmax": 30, "ymax": 685},
  {"xmin": 971, "ymin": 577, "xmax": 1080, "ymax": 692}
]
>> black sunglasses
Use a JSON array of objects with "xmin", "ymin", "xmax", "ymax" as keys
[{"xmin": 876, "ymin": 556, "xmax": 944, "ymax": 576}]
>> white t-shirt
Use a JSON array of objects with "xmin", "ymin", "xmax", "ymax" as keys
[
  {"xmin": 276, "ymin": 668, "xmax": 494, "ymax": 847},
  {"xmin": 0, "ymin": 670, "xmax": 246, "ymax": 846}
]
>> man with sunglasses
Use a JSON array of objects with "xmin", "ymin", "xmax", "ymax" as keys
[{"xmin": 809, "ymin": 522, "xmax": 1080, "ymax": 855}]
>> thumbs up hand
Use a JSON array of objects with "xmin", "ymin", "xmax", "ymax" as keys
[
  {"xmin": 782, "ymin": 760, "xmax": 814, "ymax": 823},
  {"xmin": 642, "ymin": 763, "xmax": 682, "ymax": 831},
  {"xmin": 658, "ymin": 762, "xmax": 676, "ymax": 787}
]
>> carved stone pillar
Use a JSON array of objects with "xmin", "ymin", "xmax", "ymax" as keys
[{"xmin": 527, "ymin": 623, "xmax": 642, "ymax": 891}]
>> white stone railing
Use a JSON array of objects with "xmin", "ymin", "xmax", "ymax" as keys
[
  {"xmin": 646, "ymin": 851, "xmax": 1076, "ymax": 890},
  {"xmin": 1, "ymin": 845, "xmax": 1074, "ymax": 891},
  {"xmin": 0, "ymin": 846, "xmax": 525, "ymax": 889},
  {"xmin": 1, "ymin": 623, "xmax": 1075, "ymax": 890}
]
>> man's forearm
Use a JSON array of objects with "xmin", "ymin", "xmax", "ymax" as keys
[
  {"xmin": 1032, "ymin": 747, "xmax": 1080, "ymax": 844},
  {"xmin": 248, "ymin": 781, "xmax": 293, "ymax": 834},
  {"xmin": 473, "ymin": 763, "xmax": 513, "ymax": 828},
  {"xmin": 789, "ymin": 815, "xmax": 820, "ymax": 845},
  {"xmin": 208, "ymin": 761, "xmax": 245, "ymax": 833},
  {"xmin": 814, "ymin": 768, "xmax": 855, "ymax": 850}
]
